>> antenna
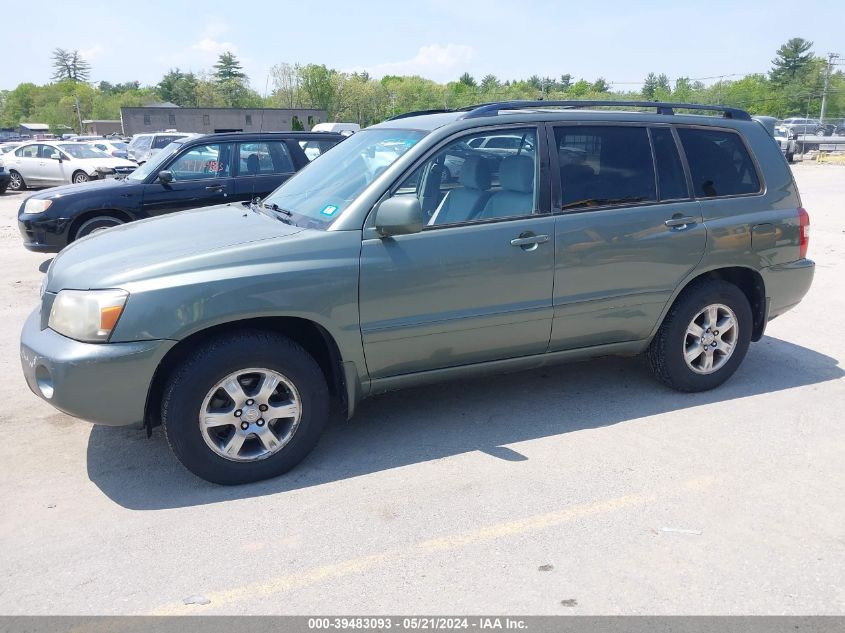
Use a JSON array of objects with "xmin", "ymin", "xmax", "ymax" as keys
[{"xmin": 249, "ymin": 72, "xmax": 272, "ymax": 205}]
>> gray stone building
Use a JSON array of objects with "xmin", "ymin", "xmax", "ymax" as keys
[{"xmin": 120, "ymin": 106, "xmax": 327, "ymax": 136}]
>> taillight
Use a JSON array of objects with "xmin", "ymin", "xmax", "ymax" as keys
[{"xmin": 798, "ymin": 207, "xmax": 810, "ymax": 259}]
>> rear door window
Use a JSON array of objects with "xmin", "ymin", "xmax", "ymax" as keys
[
  {"xmin": 237, "ymin": 141, "xmax": 294, "ymax": 175},
  {"xmin": 650, "ymin": 128, "xmax": 689, "ymax": 201},
  {"xmin": 677, "ymin": 128, "xmax": 760, "ymax": 198},
  {"xmin": 555, "ymin": 125, "xmax": 656, "ymax": 210}
]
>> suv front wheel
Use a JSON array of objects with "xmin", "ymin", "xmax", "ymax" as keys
[
  {"xmin": 647, "ymin": 280, "xmax": 752, "ymax": 392},
  {"xmin": 161, "ymin": 330, "xmax": 330, "ymax": 484}
]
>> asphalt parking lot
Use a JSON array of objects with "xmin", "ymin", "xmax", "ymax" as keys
[{"xmin": 0, "ymin": 164, "xmax": 842, "ymax": 615}]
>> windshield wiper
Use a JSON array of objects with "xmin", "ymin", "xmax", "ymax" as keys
[
  {"xmin": 261, "ymin": 201, "xmax": 295, "ymax": 225},
  {"xmin": 262, "ymin": 201, "xmax": 292, "ymax": 216}
]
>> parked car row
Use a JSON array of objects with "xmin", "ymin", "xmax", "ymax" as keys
[
  {"xmin": 3, "ymin": 141, "xmax": 138, "ymax": 191},
  {"xmin": 18, "ymin": 100, "xmax": 814, "ymax": 485}
]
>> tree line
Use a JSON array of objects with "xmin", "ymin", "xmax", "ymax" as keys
[{"xmin": 1, "ymin": 38, "xmax": 841, "ymax": 134}]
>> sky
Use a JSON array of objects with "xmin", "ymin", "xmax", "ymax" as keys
[{"xmin": 2, "ymin": 0, "xmax": 842, "ymax": 92}]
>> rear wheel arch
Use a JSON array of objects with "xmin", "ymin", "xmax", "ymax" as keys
[
  {"xmin": 659, "ymin": 267, "xmax": 767, "ymax": 342},
  {"xmin": 144, "ymin": 316, "xmax": 348, "ymax": 433}
]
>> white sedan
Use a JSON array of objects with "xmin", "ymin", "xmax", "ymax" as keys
[{"xmin": 4, "ymin": 141, "xmax": 137, "ymax": 190}]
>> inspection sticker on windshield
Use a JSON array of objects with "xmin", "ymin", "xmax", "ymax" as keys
[{"xmin": 321, "ymin": 205, "xmax": 339, "ymax": 216}]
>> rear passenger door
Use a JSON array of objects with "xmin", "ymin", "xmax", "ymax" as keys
[
  {"xmin": 231, "ymin": 139, "xmax": 297, "ymax": 202},
  {"xmin": 549, "ymin": 124, "xmax": 706, "ymax": 351}
]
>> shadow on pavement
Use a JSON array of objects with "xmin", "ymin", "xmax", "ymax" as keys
[{"xmin": 87, "ymin": 335, "xmax": 843, "ymax": 510}]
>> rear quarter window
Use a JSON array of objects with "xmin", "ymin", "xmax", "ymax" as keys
[{"xmin": 677, "ymin": 128, "xmax": 761, "ymax": 198}]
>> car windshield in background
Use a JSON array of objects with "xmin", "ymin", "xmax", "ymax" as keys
[
  {"xmin": 153, "ymin": 135, "xmax": 184, "ymax": 149},
  {"xmin": 58, "ymin": 144, "xmax": 108, "ymax": 159},
  {"xmin": 126, "ymin": 141, "xmax": 186, "ymax": 181},
  {"xmin": 262, "ymin": 129, "xmax": 425, "ymax": 229}
]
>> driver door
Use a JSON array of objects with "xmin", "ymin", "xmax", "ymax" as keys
[
  {"xmin": 359, "ymin": 126, "xmax": 555, "ymax": 379},
  {"xmin": 141, "ymin": 142, "xmax": 235, "ymax": 217}
]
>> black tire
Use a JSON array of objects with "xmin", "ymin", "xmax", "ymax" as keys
[
  {"xmin": 162, "ymin": 330, "xmax": 330, "ymax": 485},
  {"xmin": 8, "ymin": 170, "xmax": 25, "ymax": 191},
  {"xmin": 0, "ymin": 185, "xmax": 7, "ymax": 195},
  {"xmin": 646, "ymin": 280, "xmax": 752, "ymax": 392},
  {"xmin": 74, "ymin": 215, "xmax": 124, "ymax": 240},
  {"xmin": 72, "ymin": 170, "xmax": 90, "ymax": 184}
]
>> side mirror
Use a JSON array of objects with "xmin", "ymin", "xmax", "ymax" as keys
[
  {"xmin": 157, "ymin": 170, "xmax": 174, "ymax": 184},
  {"xmin": 49, "ymin": 152, "xmax": 61, "ymax": 161},
  {"xmin": 375, "ymin": 196, "xmax": 423, "ymax": 237}
]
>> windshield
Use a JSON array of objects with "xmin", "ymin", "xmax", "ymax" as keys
[
  {"xmin": 126, "ymin": 140, "xmax": 187, "ymax": 181},
  {"xmin": 263, "ymin": 128, "xmax": 425, "ymax": 229},
  {"xmin": 58, "ymin": 144, "xmax": 109, "ymax": 159}
]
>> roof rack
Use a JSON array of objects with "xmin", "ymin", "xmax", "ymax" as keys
[
  {"xmin": 386, "ymin": 109, "xmax": 454, "ymax": 121},
  {"xmin": 459, "ymin": 100, "xmax": 751, "ymax": 121}
]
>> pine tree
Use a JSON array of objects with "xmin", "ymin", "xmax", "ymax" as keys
[
  {"xmin": 770, "ymin": 38, "xmax": 814, "ymax": 84},
  {"xmin": 213, "ymin": 52, "xmax": 247, "ymax": 82}
]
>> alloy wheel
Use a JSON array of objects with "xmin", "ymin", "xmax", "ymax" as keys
[
  {"xmin": 199, "ymin": 368, "xmax": 302, "ymax": 462},
  {"xmin": 683, "ymin": 303, "xmax": 739, "ymax": 375}
]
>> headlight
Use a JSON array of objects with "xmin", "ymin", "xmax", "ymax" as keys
[
  {"xmin": 48, "ymin": 289, "xmax": 128, "ymax": 342},
  {"xmin": 24, "ymin": 199, "xmax": 53, "ymax": 214}
]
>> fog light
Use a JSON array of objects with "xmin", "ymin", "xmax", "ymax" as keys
[{"xmin": 35, "ymin": 365, "xmax": 54, "ymax": 399}]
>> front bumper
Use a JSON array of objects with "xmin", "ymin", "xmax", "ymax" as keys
[
  {"xmin": 0, "ymin": 171, "xmax": 11, "ymax": 189},
  {"xmin": 20, "ymin": 308, "xmax": 175, "ymax": 426},
  {"xmin": 18, "ymin": 216, "xmax": 71, "ymax": 252},
  {"xmin": 761, "ymin": 258, "xmax": 815, "ymax": 321}
]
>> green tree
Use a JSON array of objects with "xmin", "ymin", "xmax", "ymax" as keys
[
  {"xmin": 770, "ymin": 38, "xmax": 814, "ymax": 84},
  {"xmin": 642, "ymin": 72, "xmax": 659, "ymax": 98},
  {"xmin": 480, "ymin": 74, "xmax": 499, "ymax": 92},
  {"xmin": 157, "ymin": 69, "xmax": 199, "ymax": 106},
  {"xmin": 591, "ymin": 77, "xmax": 610, "ymax": 93},
  {"xmin": 458, "ymin": 72, "xmax": 477, "ymax": 87},
  {"xmin": 213, "ymin": 52, "xmax": 247, "ymax": 82},
  {"xmin": 559, "ymin": 74, "xmax": 572, "ymax": 90},
  {"xmin": 298, "ymin": 64, "xmax": 341, "ymax": 117},
  {"xmin": 51, "ymin": 48, "xmax": 91, "ymax": 82}
]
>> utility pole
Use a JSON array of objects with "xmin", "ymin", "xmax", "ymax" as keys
[
  {"xmin": 820, "ymin": 52, "xmax": 839, "ymax": 124},
  {"xmin": 74, "ymin": 96, "xmax": 83, "ymax": 134}
]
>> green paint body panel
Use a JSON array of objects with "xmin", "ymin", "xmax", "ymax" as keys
[{"xmin": 20, "ymin": 108, "xmax": 814, "ymax": 427}]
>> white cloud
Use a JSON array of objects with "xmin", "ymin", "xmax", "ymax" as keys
[
  {"xmin": 191, "ymin": 37, "xmax": 238, "ymax": 57},
  {"xmin": 79, "ymin": 44, "xmax": 104, "ymax": 60},
  {"xmin": 363, "ymin": 43, "xmax": 476, "ymax": 81}
]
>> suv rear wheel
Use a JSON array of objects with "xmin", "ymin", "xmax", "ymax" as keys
[
  {"xmin": 162, "ymin": 330, "xmax": 330, "ymax": 485},
  {"xmin": 647, "ymin": 280, "xmax": 752, "ymax": 392}
]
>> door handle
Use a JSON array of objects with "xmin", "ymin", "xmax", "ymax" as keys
[
  {"xmin": 510, "ymin": 233, "xmax": 550, "ymax": 250},
  {"xmin": 664, "ymin": 216, "xmax": 698, "ymax": 229},
  {"xmin": 205, "ymin": 184, "xmax": 224, "ymax": 191}
]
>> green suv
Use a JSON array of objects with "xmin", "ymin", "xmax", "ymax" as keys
[{"xmin": 20, "ymin": 101, "xmax": 814, "ymax": 484}]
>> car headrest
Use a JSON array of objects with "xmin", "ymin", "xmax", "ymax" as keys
[
  {"xmin": 246, "ymin": 154, "xmax": 260, "ymax": 175},
  {"xmin": 459, "ymin": 156, "xmax": 491, "ymax": 190},
  {"xmin": 499, "ymin": 155, "xmax": 534, "ymax": 193}
]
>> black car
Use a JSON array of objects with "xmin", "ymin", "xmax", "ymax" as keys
[
  {"xmin": 0, "ymin": 162, "xmax": 10, "ymax": 194},
  {"xmin": 17, "ymin": 131, "xmax": 345, "ymax": 252}
]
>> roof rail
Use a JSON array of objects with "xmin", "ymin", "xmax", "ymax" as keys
[
  {"xmin": 459, "ymin": 100, "xmax": 752, "ymax": 121},
  {"xmin": 386, "ymin": 108, "xmax": 453, "ymax": 121}
]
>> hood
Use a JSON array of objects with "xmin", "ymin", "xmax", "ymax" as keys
[
  {"xmin": 46, "ymin": 203, "xmax": 304, "ymax": 291},
  {"xmin": 29, "ymin": 176, "xmax": 131, "ymax": 200}
]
